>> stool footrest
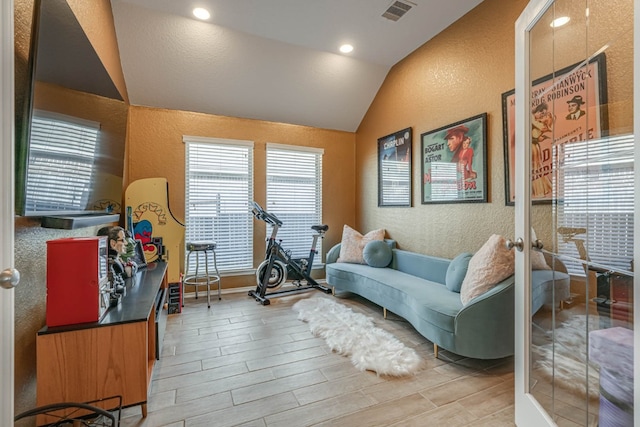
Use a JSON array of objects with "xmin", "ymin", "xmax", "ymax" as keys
[{"xmin": 183, "ymin": 276, "xmax": 220, "ymax": 285}]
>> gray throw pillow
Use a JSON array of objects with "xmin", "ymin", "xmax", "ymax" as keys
[
  {"xmin": 445, "ymin": 252, "xmax": 473, "ymax": 292},
  {"xmin": 362, "ymin": 240, "xmax": 393, "ymax": 268}
]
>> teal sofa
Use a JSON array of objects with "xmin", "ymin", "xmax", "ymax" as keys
[
  {"xmin": 326, "ymin": 244, "xmax": 570, "ymax": 360},
  {"xmin": 326, "ymin": 244, "xmax": 570, "ymax": 359},
  {"xmin": 326, "ymin": 244, "xmax": 514, "ymax": 359},
  {"xmin": 531, "ymin": 254, "xmax": 571, "ymax": 315}
]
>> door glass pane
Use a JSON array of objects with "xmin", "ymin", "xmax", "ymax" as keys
[{"xmin": 529, "ymin": 0, "xmax": 634, "ymax": 425}]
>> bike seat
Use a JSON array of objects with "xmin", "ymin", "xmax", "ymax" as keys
[{"xmin": 312, "ymin": 224, "xmax": 329, "ymax": 232}]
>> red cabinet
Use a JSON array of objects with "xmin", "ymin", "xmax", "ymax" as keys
[{"xmin": 46, "ymin": 236, "xmax": 109, "ymax": 327}]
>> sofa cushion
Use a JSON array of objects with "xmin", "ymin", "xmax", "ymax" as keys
[
  {"xmin": 337, "ymin": 225, "xmax": 385, "ymax": 264},
  {"xmin": 460, "ymin": 234, "xmax": 514, "ymax": 305},
  {"xmin": 363, "ymin": 240, "xmax": 393, "ymax": 268},
  {"xmin": 394, "ymin": 249, "xmax": 450, "ymax": 284},
  {"xmin": 445, "ymin": 252, "xmax": 473, "ymax": 293}
]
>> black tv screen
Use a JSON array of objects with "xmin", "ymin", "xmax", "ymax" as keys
[{"xmin": 16, "ymin": 0, "xmax": 127, "ymax": 218}]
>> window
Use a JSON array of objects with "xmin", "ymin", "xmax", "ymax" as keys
[
  {"xmin": 184, "ymin": 136, "xmax": 254, "ymax": 273},
  {"xmin": 26, "ymin": 111, "xmax": 99, "ymax": 212},
  {"xmin": 556, "ymin": 134, "xmax": 634, "ymax": 275},
  {"xmin": 266, "ymin": 143, "xmax": 323, "ymax": 265}
]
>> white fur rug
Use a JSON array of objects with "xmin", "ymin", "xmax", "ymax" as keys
[
  {"xmin": 292, "ymin": 297, "xmax": 422, "ymax": 376},
  {"xmin": 531, "ymin": 314, "xmax": 601, "ymax": 400}
]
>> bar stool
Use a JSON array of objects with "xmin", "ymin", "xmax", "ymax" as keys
[{"xmin": 183, "ymin": 241, "xmax": 221, "ymax": 308}]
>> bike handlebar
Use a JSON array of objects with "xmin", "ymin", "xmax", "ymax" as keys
[
  {"xmin": 250, "ymin": 201, "xmax": 328, "ymax": 234},
  {"xmin": 250, "ymin": 201, "xmax": 283, "ymax": 227}
]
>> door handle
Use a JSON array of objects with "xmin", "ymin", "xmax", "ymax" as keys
[
  {"xmin": 506, "ymin": 238, "xmax": 524, "ymax": 252},
  {"xmin": 0, "ymin": 268, "xmax": 20, "ymax": 289},
  {"xmin": 532, "ymin": 239, "xmax": 544, "ymax": 250}
]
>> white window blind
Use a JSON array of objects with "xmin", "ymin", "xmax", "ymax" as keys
[
  {"xmin": 556, "ymin": 134, "xmax": 634, "ymax": 275},
  {"xmin": 185, "ymin": 136, "xmax": 254, "ymax": 273},
  {"xmin": 266, "ymin": 143, "xmax": 323, "ymax": 265},
  {"xmin": 26, "ymin": 111, "xmax": 100, "ymax": 212}
]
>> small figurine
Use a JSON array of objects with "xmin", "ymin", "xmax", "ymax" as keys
[
  {"xmin": 121, "ymin": 230, "xmax": 139, "ymax": 277},
  {"xmin": 97, "ymin": 226, "xmax": 138, "ymax": 282}
]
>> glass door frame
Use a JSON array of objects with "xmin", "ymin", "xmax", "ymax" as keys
[
  {"xmin": 514, "ymin": 1, "xmax": 556, "ymax": 425},
  {"xmin": 634, "ymin": 1, "xmax": 639, "ymax": 426}
]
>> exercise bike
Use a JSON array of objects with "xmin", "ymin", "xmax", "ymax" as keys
[{"xmin": 249, "ymin": 201, "xmax": 332, "ymax": 305}]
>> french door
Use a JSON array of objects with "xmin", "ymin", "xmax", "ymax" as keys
[
  {"xmin": 514, "ymin": 0, "xmax": 636, "ymax": 425},
  {"xmin": 1, "ymin": 0, "xmax": 16, "ymax": 425}
]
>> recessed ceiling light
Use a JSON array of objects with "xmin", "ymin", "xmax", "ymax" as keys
[
  {"xmin": 550, "ymin": 16, "xmax": 570, "ymax": 28},
  {"xmin": 339, "ymin": 44, "xmax": 354, "ymax": 54},
  {"xmin": 193, "ymin": 7, "xmax": 210, "ymax": 20}
]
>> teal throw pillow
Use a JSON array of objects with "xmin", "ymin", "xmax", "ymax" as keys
[
  {"xmin": 362, "ymin": 240, "xmax": 393, "ymax": 268},
  {"xmin": 445, "ymin": 252, "xmax": 473, "ymax": 292}
]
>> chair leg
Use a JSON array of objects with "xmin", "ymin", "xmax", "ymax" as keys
[
  {"xmin": 205, "ymin": 251, "xmax": 211, "ymax": 308},
  {"xmin": 194, "ymin": 253, "xmax": 199, "ymax": 300},
  {"xmin": 213, "ymin": 248, "xmax": 221, "ymax": 300},
  {"xmin": 182, "ymin": 251, "xmax": 191, "ymax": 307}
]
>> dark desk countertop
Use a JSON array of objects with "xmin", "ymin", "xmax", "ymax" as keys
[{"xmin": 38, "ymin": 262, "xmax": 168, "ymax": 335}]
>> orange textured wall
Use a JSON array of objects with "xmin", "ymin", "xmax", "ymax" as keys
[
  {"xmin": 356, "ymin": 0, "xmax": 528, "ymax": 258},
  {"xmin": 126, "ymin": 106, "xmax": 356, "ymax": 288}
]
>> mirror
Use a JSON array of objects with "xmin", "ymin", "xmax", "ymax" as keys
[{"xmin": 16, "ymin": 0, "xmax": 127, "ymax": 220}]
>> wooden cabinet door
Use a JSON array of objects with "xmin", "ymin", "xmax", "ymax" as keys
[{"xmin": 36, "ymin": 321, "xmax": 149, "ymax": 424}]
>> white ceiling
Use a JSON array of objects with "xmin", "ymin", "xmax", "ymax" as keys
[{"xmin": 110, "ymin": 0, "xmax": 483, "ymax": 132}]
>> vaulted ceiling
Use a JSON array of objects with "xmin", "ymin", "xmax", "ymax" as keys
[{"xmin": 110, "ymin": 0, "xmax": 483, "ymax": 132}]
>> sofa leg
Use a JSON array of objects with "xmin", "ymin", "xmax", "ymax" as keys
[
  {"xmin": 434, "ymin": 343, "xmax": 439, "ymax": 359},
  {"xmin": 331, "ymin": 286, "xmax": 335, "ymax": 296},
  {"xmin": 383, "ymin": 307, "xmax": 387, "ymax": 319}
]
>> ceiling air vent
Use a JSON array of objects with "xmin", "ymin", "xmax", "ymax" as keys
[{"xmin": 382, "ymin": 0, "xmax": 416, "ymax": 22}]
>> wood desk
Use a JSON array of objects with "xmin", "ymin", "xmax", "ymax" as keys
[{"xmin": 36, "ymin": 262, "xmax": 168, "ymax": 425}]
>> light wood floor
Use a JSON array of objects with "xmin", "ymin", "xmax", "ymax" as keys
[{"xmin": 120, "ymin": 288, "xmax": 516, "ymax": 426}]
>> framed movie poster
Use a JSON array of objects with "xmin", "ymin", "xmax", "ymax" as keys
[
  {"xmin": 378, "ymin": 127, "xmax": 412, "ymax": 207},
  {"xmin": 421, "ymin": 113, "xmax": 488, "ymax": 204},
  {"xmin": 502, "ymin": 53, "xmax": 608, "ymax": 205}
]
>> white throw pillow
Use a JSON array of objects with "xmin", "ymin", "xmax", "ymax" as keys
[
  {"xmin": 531, "ymin": 227, "xmax": 551, "ymax": 270},
  {"xmin": 337, "ymin": 225, "xmax": 385, "ymax": 264},
  {"xmin": 460, "ymin": 234, "xmax": 515, "ymax": 305}
]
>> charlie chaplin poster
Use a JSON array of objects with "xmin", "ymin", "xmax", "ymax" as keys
[{"xmin": 378, "ymin": 127, "xmax": 412, "ymax": 207}]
